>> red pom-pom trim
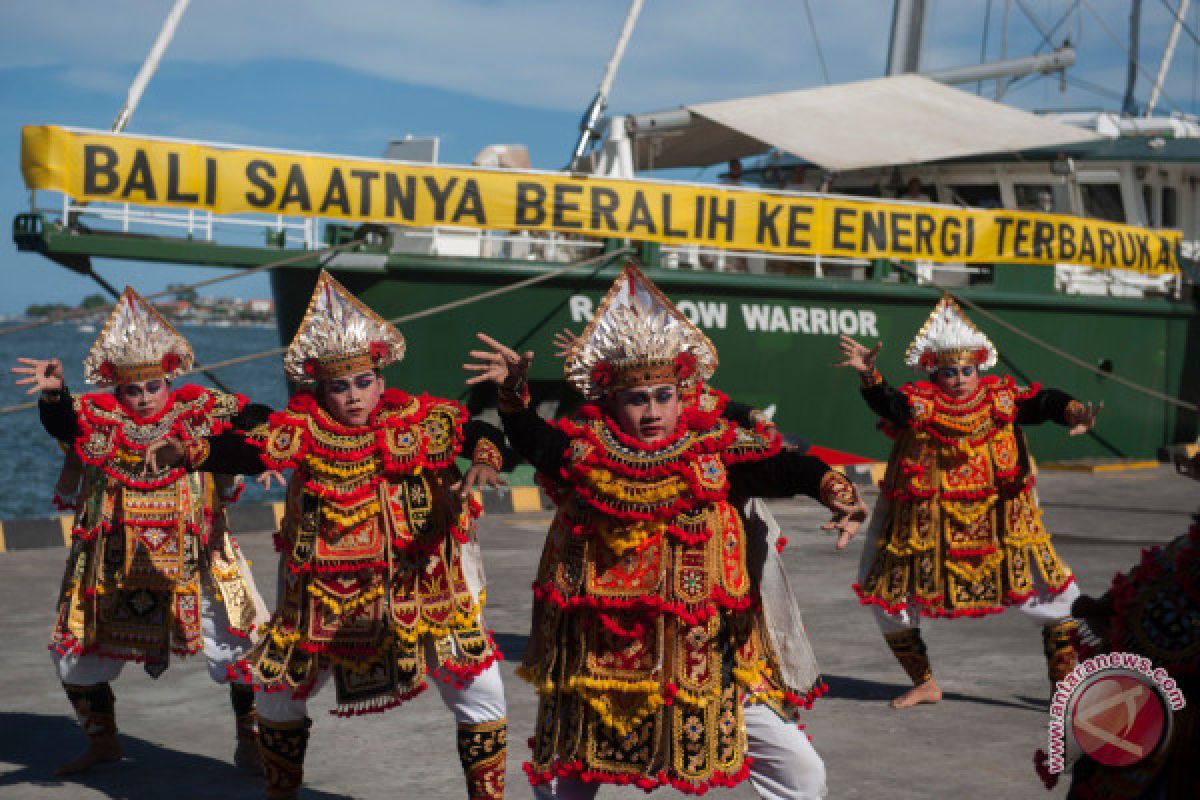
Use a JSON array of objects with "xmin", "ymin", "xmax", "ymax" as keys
[
  {"xmin": 673, "ymin": 351, "xmax": 697, "ymax": 381},
  {"xmin": 161, "ymin": 352, "xmax": 181, "ymax": 373},
  {"xmin": 302, "ymin": 358, "xmax": 319, "ymax": 378},
  {"xmin": 918, "ymin": 352, "xmax": 938, "ymax": 370},
  {"xmin": 97, "ymin": 360, "xmax": 117, "ymax": 383},
  {"xmin": 369, "ymin": 340, "xmax": 390, "ymax": 364},
  {"xmin": 590, "ymin": 361, "xmax": 615, "ymax": 390}
]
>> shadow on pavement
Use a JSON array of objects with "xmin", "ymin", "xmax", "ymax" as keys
[
  {"xmin": 823, "ymin": 674, "xmax": 1049, "ymax": 713},
  {"xmin": 0, "ymin": 712, "xmax": 351, "ymax": 799},
  {"xmin": 491, "ymin": 632, "xmax": 528, "ymax": 662}
]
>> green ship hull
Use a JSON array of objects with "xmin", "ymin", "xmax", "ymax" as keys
[{"xmin": 15, "ymin": 215, "xmax": 1195, "ymax": 462}]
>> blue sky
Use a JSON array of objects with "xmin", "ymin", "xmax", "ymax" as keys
[{"xmin": 2, "ymin": 0, "xmax": 1198, "ymax": 313}]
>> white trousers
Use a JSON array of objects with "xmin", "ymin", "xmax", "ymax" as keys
[
  {"xmin": 52, "ymin": 577, "xmax": 255, "ymax": 686},
  {"xmin": 871, "ymin": 574, "xmax": 1081, "ymax": 634},
  {"xmin": 256, "ymin": 644, "xmax": 507, "ymax": 726},
  {"xmin": 533, "ymin": 702, "xmax": 827, "ymax": 800}
]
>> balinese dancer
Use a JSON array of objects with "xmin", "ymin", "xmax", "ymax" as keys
[
  {"xmin": 152, "ymin": 271, "xmax": 511, "ymax": 800},
  {"xmin": 466, "ymin": 264, "xmax": 868, "ymax": 799},
  {"xmin": 11, "ymin": 288, "xmax": 268, "ymax": 774},
  {"xmin": 835, "ymin": 295, "xmax": 1101, "ymax": 709}
]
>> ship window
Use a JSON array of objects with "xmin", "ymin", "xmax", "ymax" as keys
[
  {"xmin": 948, "ymin": 184, "xmax": 1002, "ymax": 209},
  {"xmin": 1081, "ymin": 183, "xmax": 1126, "ymax": 223},
  {"xmin": 1162, "ymin": 187, "xmax": 1178, "ymax": 228},
  {"xmin": 1014, "ymin": 184, "xmax": 1056, "ymax": 212}
]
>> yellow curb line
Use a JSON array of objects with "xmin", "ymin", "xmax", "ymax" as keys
[
  {"xmin": 510, "ymin": 486, "xmax": 544, "ymax": 513},
  {"xmin": 1042, "ymin": 460, "xmax": 1161, "ymax": 473}
]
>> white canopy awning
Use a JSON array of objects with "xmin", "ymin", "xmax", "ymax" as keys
[{"xmin": 630, "ymin": 74, "xmax": 1102, "ymax": 172}]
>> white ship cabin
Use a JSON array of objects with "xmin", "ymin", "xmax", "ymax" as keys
[{"xmin": 585, "ymin": 75, "xmax": 1193, "ymax": 299}]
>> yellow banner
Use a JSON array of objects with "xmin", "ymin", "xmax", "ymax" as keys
[{"xmin": 21, "ymin": 125, "xmax": 1180, "ymax": 274}]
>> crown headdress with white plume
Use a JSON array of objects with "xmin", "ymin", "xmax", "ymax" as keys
[
  {"xmin": 283, "ymin": 270, "xmax": 407, "ymax": 383},
  {"xmin": 904, "ymin": 295, "xmax": 998, "ymax": 371},
  {"xmin": 565, "ymin": 263, "xmax": 718, "ymax": 400},
  {"xmin": 83, "ymin": 287, "xmax": 194, "ymax": 386}
]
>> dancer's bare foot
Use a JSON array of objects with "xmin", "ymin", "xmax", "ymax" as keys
[
  {"xmin": 56, "ymin": 737, "xmax": 123, "ymax": 775},
  {"xmin": 890, "ymin": 678, "xmax": 942, "ymax": 709}
]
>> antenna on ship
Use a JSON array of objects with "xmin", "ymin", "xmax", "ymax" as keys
[{"xmin": 569, "ymin": 0, "xmax": 644, "ymax": 170}]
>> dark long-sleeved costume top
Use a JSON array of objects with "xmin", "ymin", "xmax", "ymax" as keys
[
  {"xmin": 504, "ymin": 386, "xmax": 857, "ymax": 794},
  {"xmin": 853, "ymin": 373, "xmax": 1080, "ymax": 618}
]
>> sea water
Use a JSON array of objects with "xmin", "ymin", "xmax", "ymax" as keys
[{"xmin": 0, "ymin": 323, "xmax": 289, "ymax": 518}]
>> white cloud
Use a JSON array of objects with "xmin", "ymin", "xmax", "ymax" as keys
[{"xmin": 1, "ymin": 1, "xmax": 1198, "ymax": 116}]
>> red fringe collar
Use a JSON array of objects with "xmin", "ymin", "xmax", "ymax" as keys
[
  {"xmin": 74, "ymin": 385, "xmax": 245, "ymax": 490},
  {"xmin": 851, "ymin": 577, "xmax": 1076, "ymax": 620},
  {"xmin": 900, "ymin": 374, "xmax": 1041, "ymax": 424},
  {"xmin": 262, "ymin": 389, "xmax": 466, "ymax": 475}
]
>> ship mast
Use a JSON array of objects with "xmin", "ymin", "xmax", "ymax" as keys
[
  {"xmin": 886, "ymin": 0, "xmax": 928, "ymax": 75},
  {"xmin": 112, "ymin": 0, "xmax": 191, "ymax": 133},
  {"xmin": 569, "ymin": 0, "xmax": 644, "ymax": 169}
]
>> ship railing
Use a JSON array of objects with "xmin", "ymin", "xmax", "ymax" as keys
[
  {"xmin": 384, "ymin": 225, "xmax": 607, "ymax": 261},
  {"xmin": 1055, "ymin": 263, "xmax": 1183, "ymax": 298},
  {"xmin": 38, "ymin": 194, "xmax": 320, "ymax": 249}
]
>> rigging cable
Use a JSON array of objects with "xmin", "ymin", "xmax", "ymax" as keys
[
  {"xmin": 0, "ymin": 239, "xmax": 365, "ymax": 337},
  {"xmin": 801, "ymin": 0, "xmax": 831, "ymax": 84},
  {"xmin": 1082, "ymin": 0, "xmax": 1185, "ymax": 113},
  {"xmin": 881, "ymin": 260, "xmax": 1199, "ymax": 414},
  {"xmin": 0, "ymin": 246, "xmax": 632, "ymax": 416}
]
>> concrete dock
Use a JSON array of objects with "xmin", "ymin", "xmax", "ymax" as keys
[{"xmin": 0, "ymin": 467, "xmax": 1194, "ymax": 799}]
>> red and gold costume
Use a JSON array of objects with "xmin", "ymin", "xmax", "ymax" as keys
[
  {"xmin": 45, "ymin": 384, "xmax": 262, "ymax": 665},
  {"xmin": 36, "ymin": 287, "xmax": 265, "ymax": 772},
  {"xmin": 189, "ymin": 271, "xmax": 510, "ymax": 800},
  {"xmin": 238, "ymin": 388, "xmax": 498, "ymax": 711},
  {"xmin": 853, "ymin": 373, "xmax": 1075, "ymax": 618},
  {"xmin": 502, "ymin": 265, "xmax": 855, "ymax": 796},
  {"xmin": 852, "ymin": 296, "xmax": 1085, "ymax": 692}
]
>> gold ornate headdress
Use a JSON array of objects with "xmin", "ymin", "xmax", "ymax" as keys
[
  {"xmin": 283, "ymin": 270, "xmax": 406, "ymax": 383},
  {"xmin": 904, "ymin": 295, "xmax": 998, "ymax": 371},
  {"xmin": 565, "ymin": 262, "xmax": 718, "ymax": 400},
  {"xmin": 83, "ymin": 287, "xmax": 194, "ymax": 386}
]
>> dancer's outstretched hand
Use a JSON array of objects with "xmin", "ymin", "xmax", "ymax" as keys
[
  {"xmin": 1067, "ymin": 401, "xmax": 1103, "ymax": 436},
  {"xmin": 464, "ymin": 332, "xmax": 533, "ymax": 389},
  {"xmin": 821, "ymin": 496, "xmax": 869, "ymax": 550},
  {"xmin": 552, "ymin": 328, "xmax": 579, "ymax": 360},
  {"xmin": 256, "ymin": 470, "xmax": 287, "ymax": 490},
  {"xmin": 451, "ymin": 463, "xmax": 508, "ymax": 502},
  {"xmin": 12, "ymin": 357, "xmax": 64, "ymax": 394},
  {"xmin": 143, "ymin": 437, "xmax": 184, "ymax": 476},
  {"xmin": 833, "ymin": 335, "xmax": 882, "ymax": 375}
]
